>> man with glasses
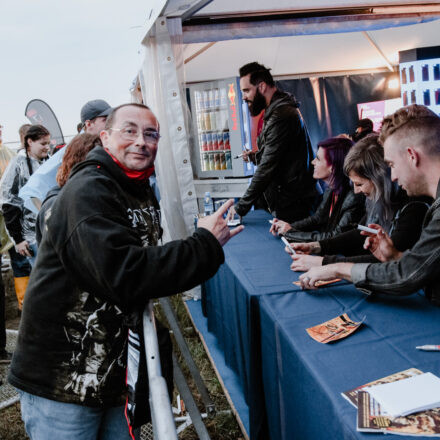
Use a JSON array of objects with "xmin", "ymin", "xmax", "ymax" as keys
[{"xmin": 9, "ymin": 103, "xmax": 243, "ymax": 439}]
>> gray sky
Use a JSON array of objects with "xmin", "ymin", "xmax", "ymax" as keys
[{"xmin": 0, "ymin": 0, "xmax": 149, "ymax": 145}]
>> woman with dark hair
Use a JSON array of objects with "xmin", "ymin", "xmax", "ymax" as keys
[
  {"xmin": 36, "ymin": 133, "xmax": 101, "ymax": 244},
  {"xmin": 270, "ymin": 136, "xmax": 365, "ymax": 241},
  {"xmin": 290, "ymin": 134, "xmax": 431, "ymax": 271},
  {"xmin": 0, "ymin": 124, "xmax": 50, "ymax": 309}
]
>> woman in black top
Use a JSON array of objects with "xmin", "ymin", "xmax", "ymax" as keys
[
  {"xmin": 290, "ymin": 134, "xmax": 431, "ymax": 271},
  {"xmin": 270, "ymin": 137, "xmax": 365, "ymax": 241}
]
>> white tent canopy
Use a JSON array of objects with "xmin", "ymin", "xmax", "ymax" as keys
[{"xmin": 140, "ymin": 1, "xmax": 440, "ymax": 244}]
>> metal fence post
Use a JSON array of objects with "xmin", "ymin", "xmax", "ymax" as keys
[{"xmin": 143, "ymin": 301, "xmax": 178, "ymax": 440}]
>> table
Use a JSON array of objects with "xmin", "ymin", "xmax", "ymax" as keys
[
  {"xmin": 203, "ymin": 210, "xmax": 348, "ymax": 438},
  {"xmin": 260, "ymin": 288, "xmax": 440, "ymax": 439}
]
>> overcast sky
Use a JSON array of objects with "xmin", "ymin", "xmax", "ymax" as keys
[{"xmin": 0, "ymin": 0, "xmax": 150, "ymax": 145}]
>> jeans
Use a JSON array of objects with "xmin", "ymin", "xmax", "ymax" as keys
[
  {"xmin": 8, "ymin": 247, "xmax": 32, "ymax": 278},
  {"xmin": 19, "ymin": 391, "xmax": 139, "ymax": 440},
  {"xmin": 27, "ymin": 243, "xmax": 38, "ymax": 267}
]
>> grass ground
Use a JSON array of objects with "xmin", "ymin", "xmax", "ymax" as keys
[{"xmin": 0, "ymin": 291, "xmax": 243, "ymax": 440}]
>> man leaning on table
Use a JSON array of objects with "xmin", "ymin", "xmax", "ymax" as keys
[{"xmin": 299, "ymin": 104, "xmax": 440, "ymax": 306}]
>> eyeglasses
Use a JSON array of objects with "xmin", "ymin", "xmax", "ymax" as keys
[{"xmin": 110, "ymin": 127, "xmax": 160, "ymax": 145}]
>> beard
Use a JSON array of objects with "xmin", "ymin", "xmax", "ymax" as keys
[{"xmin": 247, "ymin": 89, "xmax": 267, "ymax": 116}]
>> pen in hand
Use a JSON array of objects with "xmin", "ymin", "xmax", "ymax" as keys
[
  {"xmin": 233, "ymin": 149, "xmax": 250, "ymax": 159},
  {"xmin": 281, "ymin": 236, "xmax": 296, "ymax": 255}
]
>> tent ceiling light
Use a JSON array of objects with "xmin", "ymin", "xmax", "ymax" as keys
[{"xmin": 388, "ymin": 77, "xmax": 400, "ymax": 89}]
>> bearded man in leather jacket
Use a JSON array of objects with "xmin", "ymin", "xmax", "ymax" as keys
[{"xmin": 228, "ymin": 62, "xmax": 317, "ymax": 223}]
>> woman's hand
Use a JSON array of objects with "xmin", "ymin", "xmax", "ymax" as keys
[
  {"xmin": 362, "ymin": 223, "xmax": 402, "ymax": 262},
  {"xmin": 269, "ymin": 219, "xmax": 291, "ymax": 236},
  {"xmin": 15, "ymin": 240, "xmax": 32, "ymax": 257},
  {"xmin": 290, "ymin": 241, "xmax": 321, "ymax": 255},
  {"xmin": 290, "ymin": 254, "xmax": 323, "ymax": 272}
]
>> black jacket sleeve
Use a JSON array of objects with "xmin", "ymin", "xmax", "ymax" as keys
[
  {"xmin": 283, "ymin": 189, "xmax": 331, "ymax": 236},
  {"xmin": 284, "ymin": 190, "xmax": 365, "ymax": 242},
  {"xmin": 319, "ymin": 226, "xmax": 366, "ymax": 258},
  {"xmin": 2, "ymin": 203, "xmax": 24, "ymax": 243},
  {"xmin": 55, "ymin": 190, "xmax": 225, "ymax": 312},
  {"xmin": 321, "ymin": 201, "xmax": 429, "ymax": 265}
]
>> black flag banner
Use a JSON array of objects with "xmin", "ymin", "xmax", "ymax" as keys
[{"xmin": 25, "ymin": 99, "xmax": 65, "ymax": 148}]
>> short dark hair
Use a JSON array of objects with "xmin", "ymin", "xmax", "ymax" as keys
[
  {"xmin": 357, "ymin": 118, "xmax": 374, "ymax": 131},
  {"xmin": 239, "ymin": 62, "xmax": 275, "ymax": 87},
  {"xmin": 104, "ymin": 103, "xmax": 151, "ymax": 130},
  {"xmin": 24, "ymin": 125, "xmax": 50, "ymax": 151}
]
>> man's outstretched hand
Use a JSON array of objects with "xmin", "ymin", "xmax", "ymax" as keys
[{"xmin": 198, "ymin": 199, "xmax": 244, "ymax": 246}]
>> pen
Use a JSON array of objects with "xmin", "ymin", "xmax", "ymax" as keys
[
  {"xmin": 281, "ymin": 236, "xmax": 296, "ymax": 255},
  {"xmin": 268, "ymin": 219, "xmax": 274, "ymax": 224},
  {"xmin": 416, "ymin": 345, "xmax": 440, "ymax": 351},
  {"xmin": 357, "ymin": 224, "xmax": 379, "ymax": 235},
  {"xmin": 233, "ymin": 150, "xmax": 250, "ymax": 159}
]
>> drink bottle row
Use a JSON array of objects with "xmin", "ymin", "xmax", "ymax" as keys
[
  {"xmin": 194, "ymin": 89, "xmax": 227, "ymax": 110},
  {"xmin": 201, "ymin": 151, "xmax": 232, "ymax": 171},
  {"xmin": 196, "ymin": 108, "xmax": 229, "ymax": 132},
  {"xmin": 199, "ymin": 131, "xmax": 231, "ymax": 152}
]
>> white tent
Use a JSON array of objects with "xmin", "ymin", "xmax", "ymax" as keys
[{"xmin": 139, "ymin": 1, "xmax": 440, "ymax": 241}]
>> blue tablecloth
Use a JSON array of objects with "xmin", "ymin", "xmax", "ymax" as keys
[
  {"xmin": 203, "ymin": 210, "xmax": 348, "ymax": 438},
  {"xmin": 260, "ymin": 288, "xmax": 440, "ymax": 439}
]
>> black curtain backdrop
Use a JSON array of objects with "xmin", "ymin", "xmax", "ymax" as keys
[{"xmin": 277, "ymin": 72, "xmax": 400, "ymax": 150}]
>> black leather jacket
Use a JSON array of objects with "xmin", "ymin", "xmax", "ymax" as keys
[
  {"xmin": 352, "ymin": 180, "xmax": 440, "ymax": 306},
  {"xmin": 234, "ymin": 90, "xmax": 316, "ymax": 218},
  {"xmin": 283, "ymin": 187, "xmax": 365, "ymax": 242}
]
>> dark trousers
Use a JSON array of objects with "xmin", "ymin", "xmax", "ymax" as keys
[{"xmin": 9, "ymin": 246, "xmax": 32, "ymax": 278}]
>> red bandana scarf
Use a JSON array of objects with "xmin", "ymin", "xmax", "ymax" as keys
[{"xmin": 105, "ymin": 149, "xmax": 154, "ymax": 181}]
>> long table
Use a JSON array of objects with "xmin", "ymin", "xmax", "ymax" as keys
[
  {"xmin": 202, "ymin": 210, "xmax": 440, "ymax": 439},
  {"xmin": 203, "ymin": 210, "xmax": 347, "ymax": 438},
  {"xmin": 260, "ymin": 289, "xmax": 440, "ymax": 439}
]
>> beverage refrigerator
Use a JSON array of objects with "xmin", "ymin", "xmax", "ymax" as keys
[{"xmin": 189, "ymin": 77, "xmax": 255, "ymax": 178}]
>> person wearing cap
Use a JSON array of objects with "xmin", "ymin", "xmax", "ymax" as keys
[
  {"xmin": 19, "ymin": 99, "xmax": 112, "ymax": 214},
  {"xmin": 352, "ymin": 118, "xmax": 374, "ymax": 142},
  {"xmin": 9, "ymin": 103, "xmax": 243, "ymax": 439},
  {"xmin": 80, "ymin": 99, "xmax": 113, "ymax": 134}
]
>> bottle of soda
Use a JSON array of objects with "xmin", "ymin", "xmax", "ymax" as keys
[{"xmin": 204, "ymin": 191, "xmax": 214, "ymax": 215}]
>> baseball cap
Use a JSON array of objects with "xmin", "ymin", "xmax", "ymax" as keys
[{"xmin": 80, "ymin": 99, "xmax": 112, "ymax": 124}]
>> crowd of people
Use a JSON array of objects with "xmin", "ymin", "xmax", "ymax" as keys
[
  {"xmin": 0, "ymin": 60, "xmax": 439, "ymax": 440},
  {"xmin": 0, "ymin": 101, "xmax": 243, "ymax": 439},
  {"xmin": 229, "ymin": 62, "xmax": 440, "ymax": 307}
]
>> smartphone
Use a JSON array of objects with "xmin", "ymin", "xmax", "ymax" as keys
[{"xmin": 227, "ymin": 213, "xmax": 241, "ymax": 227}]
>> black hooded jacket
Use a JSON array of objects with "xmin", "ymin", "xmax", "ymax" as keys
[
  {"xmin": 234, "ymin": 90, "xmax": 317, "ymax": 219},
  {"xmin": 9, "ymin": 147, "xmax": 224, "ymax": 407}
]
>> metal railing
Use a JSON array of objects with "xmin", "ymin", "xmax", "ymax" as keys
[{"xmin": 143, "ymin": 301, "xmax": 178, "ymax": 440}]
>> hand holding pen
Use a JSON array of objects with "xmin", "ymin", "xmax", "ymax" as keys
[{"xmin": 234, "ymin": 149, "xmax": 254, "ymax": 163}]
